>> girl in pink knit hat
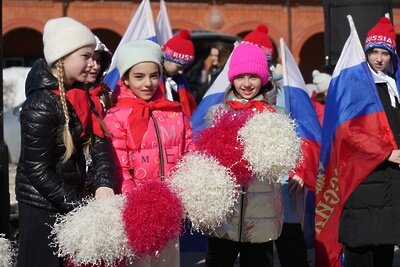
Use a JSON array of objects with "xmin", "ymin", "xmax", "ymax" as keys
[{"xmin": 197, "ymin": 42, "xmax": 286, "ymax": 267}]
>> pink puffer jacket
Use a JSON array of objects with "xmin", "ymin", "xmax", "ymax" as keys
[{"xmin": 104, "ymin": 84, "xmax": 194, "ymax": 194}]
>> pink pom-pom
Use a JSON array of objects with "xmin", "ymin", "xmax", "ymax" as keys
[
  {"xmin": 196, "ymin": 109, "xmax": 254, "ymax": 186},
  {"xmin": 122, "ymin": 181, "xmax": 183, "ymax": 258}
]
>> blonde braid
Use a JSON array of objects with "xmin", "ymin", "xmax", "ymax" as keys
[{"xmin": 55, "ymin": 60, "xmax": 75, "ymax": 162}]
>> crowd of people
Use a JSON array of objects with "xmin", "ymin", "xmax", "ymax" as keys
[{"xmin": 10, "ymin": 13, "xmax": 400, "ymax": 267}]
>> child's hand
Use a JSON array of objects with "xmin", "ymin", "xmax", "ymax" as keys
[
  {"xmin": 95, "ymin": 186, "xmax": 114, "ymax": 199},
  {"xmin": 288, "ymin": 174, "xmax": 304, "ymax": 195},
  {"xmin": 388, "ymin": 149, "xmax": 400, "ymax": 165}
]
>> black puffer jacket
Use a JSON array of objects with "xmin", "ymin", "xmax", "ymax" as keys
[
  {"xmin": 339, "ymin": 82, "xmax": 400, "ymax": 247},
  {"xmin": 15, "ymin": 59, "xmax": 115, "ymax": 213}
]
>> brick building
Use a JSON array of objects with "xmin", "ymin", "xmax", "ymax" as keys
[{"xmin": 3, "ymin": 0, "xmax": 400, "ymax": 82}]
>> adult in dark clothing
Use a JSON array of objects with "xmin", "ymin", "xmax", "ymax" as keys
[
  {"xmin": 16, "ymin": 17, "xmax": 115, "ymax": 267},
  {"xmin": 338, "ymin": 16, "xmax": 400, "ymax": 267},
  {"xmin": 198, "ymin": 41, "xmax": 232, "ymax": 101}
]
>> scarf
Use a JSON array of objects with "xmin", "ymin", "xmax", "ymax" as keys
[
  {"xmin": 53, "ymin": 88, "xmax": 104, "ymax": 138},
  {"xmin": 159, "ymin": 75, "xmax": 197, "ymax": 118},
  {"xmin": 89, "ymin": 85, "xmax": 107, "ymax": 116},
  {"xmin": 226, "ymin": 99, "xmax": 276, "ymax": 113},
  {"xmin": 368, "ymin": 63, "xmax": 399, "ymax": 108},
  {"xmin": 117, "ymin": 97, "xmax": 182, "ymax": 148}
]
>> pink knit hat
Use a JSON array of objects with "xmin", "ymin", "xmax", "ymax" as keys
[{"xmin": 228, "ymin": 43, "xmax": 269, "ymax": 86}]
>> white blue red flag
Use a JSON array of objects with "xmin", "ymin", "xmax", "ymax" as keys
[
  {"xmin": 104, "ymin": 0, "xmax": 157, "ymax": 90},
  {"xmin": 279, "ymin": 38, "xmax": 321, "ymax": 190},
  {"xmin": 155, "ymin": 0, "xmax": 173, "ymax": 46},
  {"xmin": 315, "ymin": 15, "xmax": 397, "ymax": 267},
  {"xmin": 190, "ymin": 55, "xmax": 232, "ymax": 131}
]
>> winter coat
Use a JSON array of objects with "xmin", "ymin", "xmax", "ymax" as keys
[
  {"xmin": 16, "ymin": 58, "xmax": 115, "ymax": 213},
  {"xmin": 311, "ymin": 91, "xmax": 325, "ymax": 125},
  {"xmin": 104, "ymin": 84, "xmax": 193, "ymax": 194},
  {"xmin": 206, "ymin": 96, "xmax": 283, "ymax": 243},
  {"xmin": 339, "ymin": 82, "xmax": 400, "ymax": 247}
]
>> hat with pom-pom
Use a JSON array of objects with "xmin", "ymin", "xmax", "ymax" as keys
[
  {"xmin": 43, "ymin": 17, "xmax": 96, "ymax": 66},
  {"xmin": 162, "ymin": 29, "xmax": 195, "ymax": 66},
  {"xmin": 243, "ymin": 24, "xmax": 274, "ymax": 60},
  {"xmin": 228, "ymin": 43, "xmax": 269, "ymax": 86},
  {"xmin": 312, "ymin": 70, "xmax": 332, "ymax": 93},
  {"xmin": 365, "ymin": 17, "xmax": 396, "ymax": 54}
]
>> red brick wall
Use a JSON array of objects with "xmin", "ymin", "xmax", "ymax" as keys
[{"xmin": 3, "ymin": 1, "xmax": 400, "ymax": 81}]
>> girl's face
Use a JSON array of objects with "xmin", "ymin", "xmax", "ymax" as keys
[
  {"xmin": 64, "ymin": 45, "xmax": 94, "ymax": 85},
  {"xmin": 210, "ymin": 47, "xmax": 219, "ymax": 66},
  {"xmin": 125, "ymin": 62, "xmax": 160, "ymax": 101},
  {"xmin": 367, "ymin": 48, "xmax": 391, "ymax": 73},
  {"xmin": 164, "ymin": 60, "xmax": 185, "ymax": 76},
  {"xmin": 233, "ymin": 74, "xmax": 262, "ymax": 100},
  {"xmin": 62, "ymin": 45, "xmax": 94, "ymax": 85},
  {"xmin": 86, "ymin": 51, "xmax": 101, "ymax": 84}
]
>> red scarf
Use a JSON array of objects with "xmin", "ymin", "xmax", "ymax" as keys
[
  {"xmin": 89, "ymin": 85, "xmax": 106, "ymax": 112},
  {"xmin": 159, "ymin": 75, "xmax": 197, "ymax": 118},
  {"xmin": 117, "ymin": 97, "xmax": 182, "ymax": 147},
  {"xmin": 53, "ymin": 88, "xmax": 104, "ymax": 138},
  {"xmin": 226, "ymin": 100, "xmax": 276, "ymax": 113}
]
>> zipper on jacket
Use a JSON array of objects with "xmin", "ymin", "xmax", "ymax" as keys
[
  {"xmin": 238, "ymin": 186, "xmax": 245, "ymax": 242},
  {"xmin": 150, "ymin": 113, "xmax": 165, "ymax": 179}
]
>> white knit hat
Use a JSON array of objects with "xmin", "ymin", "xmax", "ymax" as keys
[
  {"xmin": 117, "ymin": 40, "xmax": 162, "ymax": 77},
  {"xmin": 43, "ymin": 17, "xmax": 96, "ymax": 66},
  {"xmin": 312, "ymin": 70, "xmax": 332, "ymax": 93}
]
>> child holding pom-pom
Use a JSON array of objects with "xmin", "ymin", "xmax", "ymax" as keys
[
  {"xmin": 16, "ymin": 17, "xmax": 116, "ymax": 267},
  {"xmin": 103, "ymin": 40, "xmax": 193, "ymax": 267},
  {"xmin": 199, "ymin": 43, "xmax": 290, "ymax": 267}
]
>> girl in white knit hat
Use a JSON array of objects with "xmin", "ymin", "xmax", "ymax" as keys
[
  {"xmin": 16, "ymin": 17, "xmax": 115, "ymax": 267},
  {"xmin": 103, "ymin": 40, "xmax": 193, "ymax": 267}
]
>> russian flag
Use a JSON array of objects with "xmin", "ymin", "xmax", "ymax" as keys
[
  {"xmin": 104, "ymin": 0, "xmax": 157, "ymax": 90},
  {"xmin": 279, "ymin": 38, "xmax": 321, "ymax": 191},
  {"xmin": 315, "ymin": 15, "xmax": 397, "ymax": 267},
  {"xmin": 155, "ymin": 0, "xmax": 173, "ymax": 46},
  {"xmin": 190, "ymin": 55, "xmax": 232, "ymax": 131}
]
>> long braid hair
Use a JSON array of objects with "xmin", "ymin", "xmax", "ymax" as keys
[{"xmin": 55, "ymin": 60, "xmax": 75, "ymax": 162}]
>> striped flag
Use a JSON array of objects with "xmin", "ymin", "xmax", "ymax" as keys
[
  {"xmin": 155, "ymin": 0, "xmax": 173, "ymax": 46},
  {"xmin": 104, "ymin": 0, "xmax": 157, "ymax": 90},
  {"xmin": 315, "ymin": 15, "xmax": 397, "ymax": 267},
  {"xmin": 279, "ymin": 38, "xmax": 321, "ymax": 190},
  {"xmin": 190, "ymin": 54, "xmax": 232, "ymax": 131}
]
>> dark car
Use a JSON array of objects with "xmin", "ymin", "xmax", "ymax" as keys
[{"xmin": 185, "ymin": 31, "xmax": 240, "ymax": 104}]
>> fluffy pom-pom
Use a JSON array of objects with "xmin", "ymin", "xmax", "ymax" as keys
[
  {"xmin": 0, "ymin": 234, "xmax": 14, "ymax": 267},
  {"xmin": 179, "ymin": 29, "xmax": 191, "ymax": 39},
  {"xmin": 51, "ymin": 195, "xmax": 134, "ymax": 266},
  {"xmin": 196, "ymin": 109, "xmax": 254, "ymax": 185},
  {"xmin": 169, "ymin": 152, "xmax": 239, "ymax": 232},
  {"xmin": 238, "ymin": 111, "xmax": 302, "ymax": 182},
  {"xmin": 256, "ymin": 24, "xmax": 268, "ymax": 34},
  {"xmin": 123, "ymin": 181, "xmax": 183, "ymax": 258}
]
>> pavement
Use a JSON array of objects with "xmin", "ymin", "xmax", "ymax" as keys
[{"xmin": 7, "ymin": 164, "xmax": 400, "ymax": 266}]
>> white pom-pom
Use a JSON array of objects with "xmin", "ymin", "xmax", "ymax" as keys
[
  {"xmin": 0, "ymin": 234, "xmax": 14, "ymax": 267},
  {"xmin": 169, "ymin": 152, "xmax": 239, "ymax": 232},
  {"xmin": 238, "ymin": 111, "xmax": 301, "ymax": 182},
  {"xmin": 51, "ymin": 195, "xmax": 134, "ymax": 265}
]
